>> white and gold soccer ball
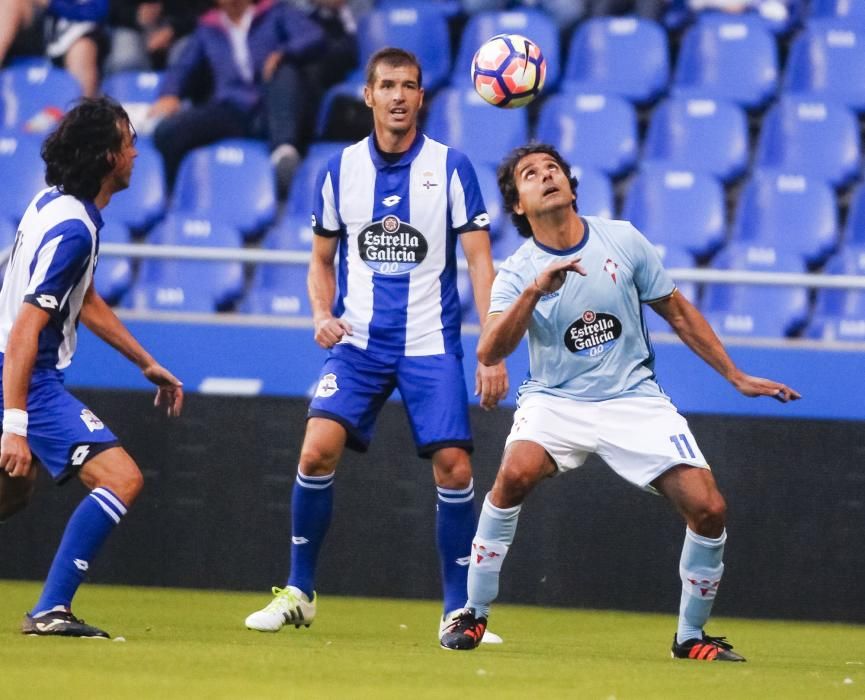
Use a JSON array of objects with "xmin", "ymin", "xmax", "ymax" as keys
[{"xmin": 470, "ymin": 34, "xmax": 547, "ymax": 109}]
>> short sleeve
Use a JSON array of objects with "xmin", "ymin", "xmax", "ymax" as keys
[
  {"xmin": 447, "ymin": 149, "xmax": 490, "ymax": 234},
  {"xmin": 24, "ymin": 221, "xmax": 93, "ymax": 318},
  {"xmin": 311, "ymin": 156, "xmax": 342, "ymax": 238},
  {"xmin": 628, "ymin": 224, "xmax": 676, "ymax": 303},
  {"xmin": 489, "ymin": 258, "xmax": 526, "ymax": 315}
]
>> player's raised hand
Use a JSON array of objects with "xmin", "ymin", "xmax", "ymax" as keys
[
  {"xmin": 314, "ymin": 317, "xmax": 353, "ymax": 349},
  {"xmin": 476, "ymin": 360, "xmax": 509, "ymax": 411},
  {"xmin": 535, "ymin": 258, "xmax": 587, "ymax": 295},
  {"xmin": 142, "ymin": 363, "xmax": 184, "ymax": 417},
  {"xmin": 0, "ymin": 432, "xmax": 32, "ymax": 478},
  {"xmin": 730, "ymin": 372, "xmax": 801, "ymax": 403}
]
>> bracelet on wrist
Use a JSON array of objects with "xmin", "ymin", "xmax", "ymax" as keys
[
  {"xmin": 533, "ymin": 278, "xmax": 552, "ymax": 295},
  {"xmin": 2, "ymin": 408, "xmax": 28, "ymax": 437}
]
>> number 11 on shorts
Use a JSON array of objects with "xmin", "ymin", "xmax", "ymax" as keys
[{"xmin": 669, "ymin": 433, "xmax": 696, "ymax": 459}]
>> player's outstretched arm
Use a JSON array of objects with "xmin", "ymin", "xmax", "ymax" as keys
[
  {"xmin": 308, "ymin": 234, "xmax": 352, "ymax": 349},
  {"xmin": 79, "ymin": 284, "xmax": 184, "ymax": 416},
  {"xmin": 461, "ymin": 230, "xmax": 508, "ymax": 409},
  {"xmin": 0, "ymin": 304, "xmax": 50, "ymax": 477},
  {"xmin": 650, "ymin": 290, "xmax": 801, "ymax": 403},
  {"xmin": 478, "ymin": 258, "xmax": 586, "ymax": 366}
]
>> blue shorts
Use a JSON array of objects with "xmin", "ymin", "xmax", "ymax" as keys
[
  {"xmin": 308, "ymin": 344, "xmax": 472, "ymax": 457},
  {"xmin": 1, "ymin": 368, "xmax": 120, "ymax": 484}
]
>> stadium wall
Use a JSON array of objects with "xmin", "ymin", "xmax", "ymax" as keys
[{"xmin": 1, "ymin": 388, "xmax": 863, "ymax": 624}]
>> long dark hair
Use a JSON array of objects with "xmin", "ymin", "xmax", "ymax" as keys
[
  {"xmin": 497, "ymin": 143, "xmax": 579, "ymax": 238},
  {"xmin": 42, "ymin": 97, "xmax": 131, "ymax": 201}
]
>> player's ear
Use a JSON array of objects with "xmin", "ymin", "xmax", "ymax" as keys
[
  {"xmin": 418, "ymin": 86, "xmax": 424, "ymax": 109},
  {"xmin": 513, "ymin": 199, "xmax": 525, "ymax": 216},
  {"xmin": 363, "ymin": 84, "xmax": 373, "ymax": 108}
]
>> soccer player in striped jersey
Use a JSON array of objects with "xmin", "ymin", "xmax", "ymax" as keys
[
  {"xmin": 245, "ymin": 48, "xmax": 509, "ymax": 642},
  {"xmin": 439, "ymin": 144, "xmax": 800, "ymax": 659},
  {"xmin": 0, "ymin": 98, "xmax": 183, "ymax": 638}
]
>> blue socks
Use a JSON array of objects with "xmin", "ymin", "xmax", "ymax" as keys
[
  {"xmin": 32, "ymin": 487, "xmax": 127, "ymax": 616},
  {"xmin": 287, "ymin": 470, "xmax": 334, "ymax": 598},
  {"xmin": 436, "ymin": 479, "xmax": 477, "ymax": 615},
  {"xmin": 466, "ymin": 494, "xmax": 522, "ymax": 619},
  {"xmin": 677, "ymin": 527, "xmax": 727, "ymax": 644}
]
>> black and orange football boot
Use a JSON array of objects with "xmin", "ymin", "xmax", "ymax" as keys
[{"xmin": 672, "ymin": 633, "xmax": 746, "ymax": 662}]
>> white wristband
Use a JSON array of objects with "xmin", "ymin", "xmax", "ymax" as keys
[{"xmin": 3, "ymin": 408, "xmax": 27, "ymax": 437}]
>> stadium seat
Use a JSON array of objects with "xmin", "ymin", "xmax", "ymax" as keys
[
  {"xmin": 642, "ymin": 96, "xmax": 749, "ymax": 183},
  {"xmin": 621, "ymin": 163, "xmax": 726, "ymax": 260},
  {"xmin": 0, "ymin": 131, "xmax": 46, "ymax": 226},
  {"xmin": 491, "ymin": 223, "xmax": 526, "ymax": 262},
  {"xmin": 264, "ymin": 213, "xmax": 315, "ymax": 252},
  {"xmin": 754, "ymin": 96, "xmax": 861, "ymax": 188},
  {"xmin": 104, "ymin": 138, "xmax": 165, "ymax": 233},
  {"xmin": 453, "ymin": 8, "xmax": 561, "ymax": 89},
  {"xmin": 843, "ymin": 181, "xmax": 865, "ymax": 246},
  {"xmin": 0, "ymin": 63, "xmax": 81, "ymax": 132},
  {"xmin": 424, "ymin": 87, "xmax": 528, "ymax": 168},
  {"xmin": 535, "ymin": 92, "xmax": 638, "ymax": 179},
  {"xmin": 673, "ymin": 13, "xmax": 778, "ymax": 110},
  {"xmin": 563, "ymin": 17, "xmax": 669, "ymax": 105},
  {"xmin": 130, "ymin": 214, "xmax": 245, "ymax": 312},
  {"xmin": 474, "ymin": 162, "xmax": 505, "ymax": 238},
  {"xmin": 731, "ymin": 169, "xmax": 839, "ymax": 267},
  {"xmin": 0, "ymin": 217, "xmax": 15, "ymax": 285},
  {"xmin": 101, "ymin": 70, "xmax": 163, "ymax": 137},
  {"xmin": 355, "ymin": 6, "xmax": 451, "ymax": 92},
  {"xmin": 241, "ymin": 262, "xmax": 311, "ymax": 317},
  {"xmin": 784, "ymin": 20, "xmax": 865, "ymax": 113},
  {"xmin": 171, "ymin": 139, "xmax": 276, "ymax": 240},
  {"xmin": 286, "ymin": 142, "xmax": 351, "ymax": 218},
  {"xmin": 807, "ymin": 245, "xmax": 865, "ymax": 341},
  {"xmin": 810, "ymin": 0, "xmax": 865, "ymax": 22},
  {"xmin": 644, "ymin": 244, "xmax": 698, "ymax": 335},
  {"xmin": 94, "ymin": 220, "xmax": 133, "ymax": 306},
  {"xmin": 573, "ymin": 165, "xmax": 613, "ymax": 219}
]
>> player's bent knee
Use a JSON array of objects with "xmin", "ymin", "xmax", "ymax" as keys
[
  {"xmin": 432, "ymin": 449, "xmax": 472, "ymax": 488},
  {"xmin": 78, "ymin": 447, "xmax": 144, "ymax": 505},
  {"xmin": 692, "ymin": 496, "xmax": 727, "ymax": 537}
]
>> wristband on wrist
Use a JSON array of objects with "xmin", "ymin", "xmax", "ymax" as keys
[{"xmin": 3, "ymin": 408, "xmax": 28, "ymax": 437}]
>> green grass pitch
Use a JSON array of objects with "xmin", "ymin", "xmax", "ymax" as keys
[{"xmin": 0, "ymin": 580, "xmax": 863, "ymax": 699}]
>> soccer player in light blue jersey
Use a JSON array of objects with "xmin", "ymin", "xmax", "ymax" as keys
[
  {"xmin": 0, "ymin": 98, "xmax": 184, "ymax": 638},
  {"xmin": 439, "ymin": 144, "xmax": 801, "ymax": 660},
  {"xmin": 245, "ymin": 48, "xmax": 509, "ymax": 642}
]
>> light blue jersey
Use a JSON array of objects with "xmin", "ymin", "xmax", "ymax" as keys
[{"xmin": 490, "ymin": 216, "xmax": 675, "ymax": 402}]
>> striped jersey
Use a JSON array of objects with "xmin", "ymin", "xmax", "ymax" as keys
[
  {"xmin": 490, "ymin": 216, "xmax": 676, "ymax": 402},
  {"xmin": 0, "ymin": 187, "xmax": 102, "ymax": 370},
  {"xmin": 312, "ymin": 132, "xmax": 490, "ymax": 357}
]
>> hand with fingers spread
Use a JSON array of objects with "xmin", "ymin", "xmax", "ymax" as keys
[
  {"xmin": 476, "ymin": 361, "xmax": 509, "ymax": 411},
  {"xmin": 534, "ymin": 258, "xmax": 587, "ymax": 295},
  {"xmin": 142, "ymin": 363, "xmax": 184, "ymax": 417},
  {"xmin": 314, "ymin": 317, "xmax": 353, "ymax": 349}
]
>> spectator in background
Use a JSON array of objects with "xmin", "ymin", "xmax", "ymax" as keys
[
  {"xmin": 687, "ymin": 0, "xmax": 793, "ymax": 24},
  {"xmin": 148, "ymin": 0, "xmax": 325, "ymax": 194},
  {"xmin": 105, "ymin": 0, "xmax": 212, "ymax": 74},
  {"xmin": 0, "ymin": 0, "xmax": 107, "ymax": 97}
]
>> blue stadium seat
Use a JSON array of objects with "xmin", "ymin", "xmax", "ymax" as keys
[
  {"xmin": 129, "ymin": 214, "xmax": 245, "ymax": 311},
  {"xmin": 535, "ymin": 92, "xmax": 638, "ymax": 179},
  {"xmin": 563, "ymin": 17, "xmax": 669, "ymax": 105},
  {"xmin": 673, "ymin": 13, "xmax": 778, "ymax": 110},
  {"xmin": 0, "ymin": 217, "xmax": 15, "ymax": 285},
  {"xmin": 843, "ymin": 181, "xmax": 865, "ymax": 246},
  {"xmin": 492, "ymin": 223, "xmax": 526, "ymax": 262},
  {"xmin": 101, "ymin": 70, "xmax": 163, "ymax": 138},
  {"xmin": 378, "ymin": 0, "xmax": 460, "ymax": 17},
  {"xmin": 286, "ymin": 142, "xmax": 350, "ymax": 218},
  {"xmin": 731, "ymin": 169, "xmax": 839, "ymax": 267},
  {"xmin": 355, "ymin": 6, "xmax": 451, "ymax": 92},
  {"xmin": 810, "ymin": 0, "xmax": 865, "ymax": 22},
  {"xmin": 0, "ymin": 131, "xmax": 46, "ymax": 225},
  {"xmin": 644, "ymin": 244, "xmax": 698, "ymax": 335},
  {"xmin": 573, "ymin": 165, "xmax": 613, "ymax": 219},
  {"xmin": 621, "ymin": 163, "xmax": 726, "ymax": 260},
  {"xmin": 453, "ymin": 9, "xmax": 561, "ymax": 89},
  {"xmin": 807, "ymin": 245, "xmax": 865, "ymax": 341},
  {"xmin": 94, "ymin": 220, "xmax": 133, "ymax": 305},
  {"xmin": 264, "ymin": 213, "xmax": 315, "ymax": 252},
  {"xmin": 0, "ymin": 63, "xmax": 81, "ymax": 132},
  {"xmin": 241, "ymin": 262, "xmax": 311, "ymax": 317},
  {"xmin": 474, "ymin": 162, "xmax": 505, "ymax": 238},
  {"xmin": 104, "ymin": 138, "xmax": 165, "ymax": 233},
  {"xmin": 171, "ymin": 139, "xmax": 276, "ymax": 240},
  {"xmin": 754, "ymin": 96, "xmax": 860, "ymax": 188},
  {"xmin": 784, "ymin": 20, "xmax": 865, "ymax": 113},
  {"xmin": 424, "ymin": 87, "xmax": 528, "ymax": 168},
  {"xmin": 643, "ymin": 96, "xmax": 749, "ymax": 183}
]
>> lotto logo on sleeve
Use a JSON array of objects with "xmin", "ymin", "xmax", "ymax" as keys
[
  {"xmin": 315, "ymin": 373, "xmax": 339, "ymax": 398},
  {"xmin": 79, "ymin": 409, "xmax": 104, "ymax": 432},
  {"xmin": 358, "ymin": 215, "xmax": 428, "ymax": 275},
  {"xmin": 564, "ymin": 310, "xmax": 622, "ymax": 356}
]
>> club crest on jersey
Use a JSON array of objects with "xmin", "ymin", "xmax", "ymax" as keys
[
  {"xmin": 420, "ymin": 170, "xmax": 439, "ymax": 189},
  {"xmin": 315, "ymin": 372, "xmax": 339, "ymax": 398},
  {"xmin": 79, "ymin": 409, "xmax": 104, "ymax": 432},
  {"xmin": 604, "ymin": 258, "xmax": 619, "ymax": 283},
  {"xmin": 564, "ymin": 310, "xmax": 623, "ymax": 356},
  {"xmin": 358, "ymin": 215, "xmax": 428, "ymax": 275}
]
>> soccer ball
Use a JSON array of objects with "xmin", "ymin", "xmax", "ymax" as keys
[{"xmin": 471, "ymin": 34, "xmax": 547, "ymax": 109}]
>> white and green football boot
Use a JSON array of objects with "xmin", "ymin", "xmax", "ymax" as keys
[{"xmin": 245, "ymin": 586, "xmax": 316, "ymax": 632}]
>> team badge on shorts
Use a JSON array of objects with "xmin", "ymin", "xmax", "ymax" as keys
[
  {"xmin": 315, "ymin": 372, "xmax": 339, "ymax": 398},
  {"xmin": 79, "ymin": 409, "xmax": 104, "ymax": 432}
]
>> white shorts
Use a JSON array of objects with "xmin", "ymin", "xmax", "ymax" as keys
[{"xmin": 505, "ymin": 393, "xmax": 709, "ymax": 491}]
